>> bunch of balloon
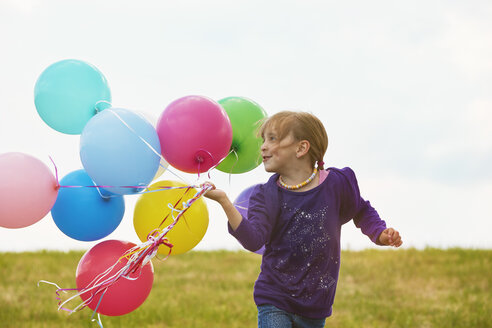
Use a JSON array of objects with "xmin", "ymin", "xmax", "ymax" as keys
[
  {"xmin": 215, "ymin": 97, "xmax": 267, "ymax": 174},
  {"xmin": 0, "ymin": 152, "xmax": 58, "ymax": 229},
  {"xmin": 233, "ymin": 184, "xmax": 265, "ymax": 255},
  {"xmin": 156, "ymin": 95, "xmax": 233, "ymax": 174},
  {"xmin": 133, "ymin": 180, "xmax": 209, "ymax": 255},
  {"xmin": 25, "ymin": 59, "xmax": 270, "ymax": 322}
]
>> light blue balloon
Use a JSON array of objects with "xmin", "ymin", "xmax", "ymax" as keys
[
  {"xmin": 34, "ymin": 59, "xmax": 111, "ymax": 135},
  {"xmin": 80, "ymin": 108, "xmax": 161, "ymax": 195},
  {"xmin": 51, "ymin": 169, "xmax": 125, "ymax": 242}
]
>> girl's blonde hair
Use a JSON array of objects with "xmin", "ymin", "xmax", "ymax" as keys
[{"xmin": 258, "ymin": 111, "xmax": 328, "ymax": 169}]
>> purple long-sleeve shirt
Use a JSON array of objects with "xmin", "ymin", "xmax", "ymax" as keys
[{"xmin": 229, "ymin": 167, "xmax": 387, "ymax": 319}]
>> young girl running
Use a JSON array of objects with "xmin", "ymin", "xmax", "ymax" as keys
[{"xmin": 204, "ymin": 111, "xmax": 402, "ymax": 328}]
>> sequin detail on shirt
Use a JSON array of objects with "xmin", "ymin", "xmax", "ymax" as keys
[{"xmin": 273, "ymin": 202, "xmax": 337, "ymax": 300}]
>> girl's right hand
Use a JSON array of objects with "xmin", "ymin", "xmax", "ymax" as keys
[
  {"xmin": 201, "ymin": 182, "xmax": 227, "ymax": 204},
  {"xmin": 200, "ymin": 182, "xmax": 243, "ymax": 230}
]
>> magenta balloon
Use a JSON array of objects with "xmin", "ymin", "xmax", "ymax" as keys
[
  {"xmin": 156, "ymin": 95, "xmax": 232, "ymax": 173},
  {"xmin": 0, "ymin": 152, "xmax": 59, "ymax": 228}
]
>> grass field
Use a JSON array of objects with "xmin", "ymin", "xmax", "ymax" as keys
[{"xmin": 0, "ymin": 248, "xmax": 490, "ymax": 327}]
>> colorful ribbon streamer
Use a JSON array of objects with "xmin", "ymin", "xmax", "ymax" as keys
[{"xmin": 39, "ymin": 182, "xmax": 214, "ymax": 327}]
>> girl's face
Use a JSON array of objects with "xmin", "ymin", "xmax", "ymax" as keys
[{"xmin": 260, "ymin": 128, "xmax": 298, "ymax": 173}]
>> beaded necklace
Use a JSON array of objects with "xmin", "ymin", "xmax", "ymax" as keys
[{"xmin": 278, "ymin": 168, "xmax": 318, "ymax": 190}]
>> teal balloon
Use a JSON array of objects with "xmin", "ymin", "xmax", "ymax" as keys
[
  {"xmin": 51, "ymin": 169, "xmax": 125, "ymax": 242},
  {"xmin": 34, "ymin": 59, "xmax": 111, "ymax": 135},
  {"xmin": 216, "ymin": 97, "xmax": 267, "ymax": 174}
]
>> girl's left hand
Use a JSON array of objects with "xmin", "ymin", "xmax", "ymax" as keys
[{"xmin": 378, "ymin": 228, "xmax": 403, "ymax": 247}]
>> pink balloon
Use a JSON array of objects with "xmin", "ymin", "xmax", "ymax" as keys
[
  {"xmin": 156, "ymin": 95, "xmax": 232, "ymax": 173},
  {"xmin": 0, "ymin": 152, "xmax": 58, "ymax": 229},
  {"xmin": 76, "ymin": 240, "xmax": 154, "ymax": 316}
]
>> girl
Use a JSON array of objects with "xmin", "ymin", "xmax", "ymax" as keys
[{"xmin": 204, "ymin": 111, "xmax": 402, "ymax": 328}]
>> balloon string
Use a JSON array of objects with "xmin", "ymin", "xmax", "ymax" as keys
[
  {"xmin": 107, "ymin": 108, "xmax": 194, "ymax": 185},
  {"xmin": 91, "ymin": 313, "xmax": 104, "ymax": 328},
  {"xmin": 160, "ymin": 187, "xmax": 190, "ymax": 227},
  {"xmin": 48, "ymin": 156, "xmax": 61, "ymax": 189},
  {"xmin": 107, "ymin": 107, "xmax": 240, "ymax": 185},
  {"xmin": 48, "ymin": 157, "xmax": 198, "ymax": 195},
  {"xmin": 94, "ymin": 100, "xmax": 112, "ymax": 113},
  {"xmin": 103, "ymin": 108, "xmax": 192, "ymax": 185},
  {"xmin": 164, "ymin": 164, "xmax": 191, "ymax": 185},
  {"xmin": 107, "ymin": 109, "xmax": 162, "ymax": 160},
  {"xmin": 235, "ymin": 205, "xmax": 248, "ymax": 211},
  {"xmin": 48, "ymin": 156, "xmax": 197, "ymax": 226},
  {"xmin": 194, "ymin": 148, "xmax": 215, "ymax": 180},
  {"xmin": 58, "ymin": 184, "xmax": 194, "ymax": 191},
  {"xmin": 230, "ymin": 148, "xmax": 239, "ymax": 172},
  {"xmin": 165, "ymin": 187, "xmax": 200, "ymax": 240},
  {"xmin": 227, "ymin": 149, "xmax": 240, "ymax": 185},
  {"xmin": 49, "ymin": 109, "xmax": 194, "ymax": 191},
  {"xmin": 198, "ymin": 148, "xmax": 233, "ymax": 183}
]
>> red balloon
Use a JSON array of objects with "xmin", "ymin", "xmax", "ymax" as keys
[{"xmin": 76, "ymin": 240, "xmax": 154, "ymax": 316}]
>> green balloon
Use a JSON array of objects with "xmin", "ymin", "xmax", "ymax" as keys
[{"xmin": 216, "ymin": 97, "xmax": 267, "ymax": 174}]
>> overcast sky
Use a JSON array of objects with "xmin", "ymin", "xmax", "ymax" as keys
[{"xmin": 1, "ymin": 0, "xmax": 491, "ymax": 252}]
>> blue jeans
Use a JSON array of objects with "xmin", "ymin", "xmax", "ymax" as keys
[{"xmin": 257, "ymin": 304, "xmax": 326, "ymax": 328}]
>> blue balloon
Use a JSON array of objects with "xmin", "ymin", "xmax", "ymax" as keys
[
  {"xmin": 234, "ymin": 184, "xmax": 265, "ymax": 255},
  {"xmin": 51, "ymin": 169, "xmax": 125, "ymax": 241},
  {"xmin": 80, "ymin": 107, "xmax": 161, "ymax": 195},
  {"xmin": 34, "ymin": 59, "xmax": 111, "ymax": 134}
]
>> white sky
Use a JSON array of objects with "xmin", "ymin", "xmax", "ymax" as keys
[{"xmin": 1, "ymin": 0, "xmax": 491, "ymax": 252}]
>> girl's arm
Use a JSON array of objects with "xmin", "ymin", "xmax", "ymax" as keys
[
  {"xmin": 338, "ymin": 167, "xmax": 403, "ymax": 247},
  {"xmin": 203, "ymin": 184, "xmax": 243, "ymax": 231},
  {"xmin": 203, "ymin": 182, "xmax": 271, "ymax": 252}
]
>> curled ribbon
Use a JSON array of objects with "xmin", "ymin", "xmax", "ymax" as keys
[{"xmin": 39, "ymin": 182, "xmax": 214, "ymax": 327}]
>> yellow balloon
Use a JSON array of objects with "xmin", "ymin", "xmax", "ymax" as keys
[{"xmin": 133, "ymin": 180, "xmax": 209, "ymax": 255}]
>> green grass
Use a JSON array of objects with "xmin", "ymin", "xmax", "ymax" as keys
[{"xmin": 0, "ymin": 248, "xmax": 490, "ymax": 327}]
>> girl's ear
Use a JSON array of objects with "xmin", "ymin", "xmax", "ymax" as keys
[{"xmin": 296, "ymin": 140, "xmax": 310, "ymax": 158}]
